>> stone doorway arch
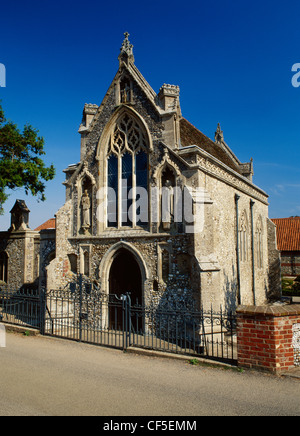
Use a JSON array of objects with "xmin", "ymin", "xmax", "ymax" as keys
[
  {"xmin": 99, "ymin": 241, "xmax": 149, "ymax": 295},
  {"xmin": 109, "ymin": 248, "xmax": 142, "ymax": 305},
  {"xmin": 99, "ymin": 241, "xmax": 149, "ymax": 331}
]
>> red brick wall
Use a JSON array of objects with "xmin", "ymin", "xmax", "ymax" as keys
[{"xmin": 237, "ymin": 305, "xmax": 300, "ymax": 373}]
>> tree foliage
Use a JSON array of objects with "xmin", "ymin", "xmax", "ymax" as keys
[
  {"xmin": 0, "ymin": 102, "xmax": 55, "ymax": 214},
  {"xmin": 293, "ymin": 275, "xmax": 300, "ymax": 292}
]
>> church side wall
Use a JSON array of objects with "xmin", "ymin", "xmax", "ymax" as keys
[{"xmin": 197, "ymin": 170, "xmax": 270, "ymax": 311}]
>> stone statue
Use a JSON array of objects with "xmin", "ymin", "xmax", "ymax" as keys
[
  {"xmin": 81, "ymin": 190, "xmax": 91, "ymax": 230},
  {"xmin": 162, "ymin": 179, "xmax": 174, "ymax": 231}
]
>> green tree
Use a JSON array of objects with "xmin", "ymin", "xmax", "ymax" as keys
[
  {"xmin": 0, "ymin": 102, "xmax": 55, "ymax": 214},
  {"xmin": 293, "ymin": 275, "xmax": 300, "ymax": 293}
]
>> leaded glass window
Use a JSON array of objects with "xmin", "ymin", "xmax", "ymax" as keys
[
  {"xmin": 122, "ymin": 152, "xmax": 133, "ymax": 226},
  {"xmin": 107, "ymin": 154, "xmax": 118, "ymax": 227},
  {"xmin": 106, "ymin": 113, "xmax": 148, "ymax": 228},
  {"xmin": 135, "ymin": 151, "xmax": 148, "ymax": 226}
]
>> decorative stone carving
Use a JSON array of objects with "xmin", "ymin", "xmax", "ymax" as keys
[
  {"xmin": 81, "ymin": 190, "xmax": 91, "ymax": 233},
  {"xmin": 214, "ymin": 122, "xmax": 224, "ymax": 144},
  {"xmin": 161, "ymin": 179, "xmax": 174, "ymax": 231},
  {"xmin": 118, "ymin": 32, "xmax": 135, "ymax": 66}
]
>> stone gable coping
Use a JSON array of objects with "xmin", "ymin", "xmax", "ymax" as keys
[
  {"xmin": 178, "ymin": 146, "xmax": 269, "ymax": 204},
  {"xmin": 236, "ymin": 304, "xmax": 300, "ymax": 317}
]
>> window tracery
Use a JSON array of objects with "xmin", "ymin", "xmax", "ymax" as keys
[
  {"xmin": 108, "ymin": 113, "xmax": 147, "ymax": 156},
  {"xmin": 107, "ymin": 113, "xmax": 149, "ymax": 228}
]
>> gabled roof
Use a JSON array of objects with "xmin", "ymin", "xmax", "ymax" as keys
[
  {"xmin": 35, "ymin": 218, "xmax": 56, "ymax": 231},
  {"xmin": 85, "ymin": 63, "xmax": 163, "ymax": 134},
  {"xmin": 79, "ymin": 33, "xmax": 251, "ymax": 179},
  {"xmin": 271, "ymin": 217, "xmax": 300, "ymax": 251},
  {"xmin": 10, "ymin": 199, "xmax": 30, "ymax": 213},
  {"xmin": 180, "ymin": 118, "xmax": 242, "ymax": 174}
]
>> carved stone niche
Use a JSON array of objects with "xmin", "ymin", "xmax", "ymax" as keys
[
  {"xmin": 160, "ymin": 166, "xmax": 176, "ymax": 232},
  {"xmin": 80, "ymin": 178, "xmax": 92, "ymax": 235}
]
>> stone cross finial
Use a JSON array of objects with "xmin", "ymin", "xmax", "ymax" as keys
[
  {"xmin": 119, "ymin": 32, "xmax": 134, "ymax": 65},
  {"xmin": 120, "ymin": 32, "xmax": 133, "ymax": 56}
]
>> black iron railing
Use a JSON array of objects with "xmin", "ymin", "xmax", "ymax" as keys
[
  {"xmin": 129, "ymin": 300, "xmax": 237, "ymax": 363},
  {"xmin": 0, "ymin": 286, "xmax": 41, "ymax": 328},
  {"xmin": 0, "ymin": 278, "xmax": 237, "ymax": 364}
]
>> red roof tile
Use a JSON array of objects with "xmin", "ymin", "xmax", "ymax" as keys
[
  {"xmin": 271, "ymin": 217, "xmax": 300, "ymax": 252},
  {"xmin": 35, "ymin": 218, "xmax": 56, "ymax": 231}
]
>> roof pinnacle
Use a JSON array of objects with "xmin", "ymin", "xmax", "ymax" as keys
[
  {"xmin": 215, "ymin": 122, "xmax": 224, "ymax": 144},
  {"xmin": 119, "ymin": 32, "xmax": 135, "ymax": 66}
]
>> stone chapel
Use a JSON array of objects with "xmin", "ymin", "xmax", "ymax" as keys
[{"xmin": 0, "ymin": 33, "xmax": 281, "ymax": 312}]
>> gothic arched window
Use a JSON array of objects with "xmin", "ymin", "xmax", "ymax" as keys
[{"xmin": 107, "ymin": 113, "xmax": 148, "ymax": 228}]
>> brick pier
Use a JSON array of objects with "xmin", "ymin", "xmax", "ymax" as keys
[{"xmin": 236, "ymin": 305, "xmax": 300, "ymax": 373}]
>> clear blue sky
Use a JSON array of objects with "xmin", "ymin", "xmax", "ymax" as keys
[{"xmin": 0, "ymin": 0, "xmax": 299, "ymax": 230}]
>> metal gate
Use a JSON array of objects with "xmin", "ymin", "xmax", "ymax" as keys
[
  {"xmin": 0, "ymin": 286, "xmax": 41, "ymax": 328},
  {"xmin": 43, "ymin": 279, "xmax": 130, "ymax": 350},
  {"xmin": 43, "ymin": 277, "xmax": 237, "ymax": 364}
]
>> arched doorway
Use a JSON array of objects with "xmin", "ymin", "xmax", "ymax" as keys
[{"xmin": 108, "ymin": 248, "xmax": 143, "ymax": 330}]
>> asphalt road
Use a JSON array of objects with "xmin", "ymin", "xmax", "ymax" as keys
[{"xmin": 0, "ymin": 332, "xmax": 299, "ymax": 416}]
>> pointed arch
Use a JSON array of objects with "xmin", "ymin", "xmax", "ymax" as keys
[
  {"xmin": 75, "ymin": 163, "xmax": 96, "ymax": 235},
  {"xmin": 97, "ymin": 106, "xmax": 152, "ymax": 230},
  {"xmin": 98, "ymin": 241, "xmax": 150, "ymax": 296},
  {"xmin": 74, "ymin": 162, "xmax": 96, "ymax": 189},
  {"xmin": 152, "ymin": 147, "xmax": 182, "ymax": 185},
  {"xmin": 96, "ymin": 105, "xmax": 153, "ymax": 161},
  {"xmin": 152, "ymin": 148, "xmax": 186, "ymax": 233}
]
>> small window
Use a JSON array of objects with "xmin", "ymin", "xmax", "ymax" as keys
[
  {"xmin": 0, "ymin": 252, "xmax": 8, "ymax": 283},
  {"xmin": 84, "ymin": 251, "xmax": 90, "ymax": 277}
]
